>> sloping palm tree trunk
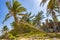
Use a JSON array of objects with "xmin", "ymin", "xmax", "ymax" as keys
[{"xmin": 19, "ymin": 21, "xmax": 41, "ymax": 32}]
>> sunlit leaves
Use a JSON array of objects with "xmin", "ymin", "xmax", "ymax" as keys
[
  {"xmin": 47, "ymin": 0, "xmax": 55, "ymax": 10},
  {"xmin": 16, "ymin": 7, "xmax": 26, "ymax": 13},
  {"xmin": 13, "ymin": 1, "xmax": 21, "ymax": 10},
  {"xmin": 8, "ymin": 33, "xmax": 15, "ymax": 39},
  {"xmin": 47, "ymin": 0, "xmax": 53, "ymax": 10}
]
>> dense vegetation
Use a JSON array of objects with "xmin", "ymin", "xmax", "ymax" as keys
[{"xmin": 0, "ymin": 0, "xmax": 60, "ymax": 39}]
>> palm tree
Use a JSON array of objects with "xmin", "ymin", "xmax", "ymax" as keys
[
  {"xmin": 2, "ymin": 26, "xmax": 8, "ymax": 35},
  {"xmin": 2, "ymin": 25, "xmax": 8, "ymax": 35},
  {"xmin": 3, "ymin": 0, "xmax": 26, "ymax": 25},
  {"xmin": 41, "ymin": 0, "xmax": 60, "ymax": 22},
  {"xmin": 33, "ymin": 11, "xmax": 44, "ymax": 28},
  {"xmin": 21, "ymin": 12, "xmax": 34, "ymax": 24},
  {"xmin": 1, "ymin": 26, "xmax": 11, "ymax": 39}
]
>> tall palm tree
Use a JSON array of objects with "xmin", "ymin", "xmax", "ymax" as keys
[
  {"xmin": 47, "ymin": 0, "xmax": 59, "ymax": 22},
  {"xmin": 40, "ymin": 0, "xmax": 60, "ymax": 32},
  {"xmin": 47, "ymin": 0, "xmax": 60, "ymax": 32},
  {"xmin": 33, "ymin": 11, "xmax": 44, "ymax": 28},
  {"xmin": 41, "ymin": 0, "xmax": 60, "ymax": 22},
  {"xmin": 3, "ymin": 0, "xmax": 26, "ymax": 25}
]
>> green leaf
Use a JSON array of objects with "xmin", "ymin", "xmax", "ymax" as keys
[{"xmin": 16, "ymin": 7, "xmax": 26, "ymax": 13}]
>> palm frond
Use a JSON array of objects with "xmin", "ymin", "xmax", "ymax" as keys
[
  {"xmin": 6, "ymin": 1, "xmax": 11, "ymax": 10},
  {"xmin": 28, "ymin": 12, "xmax": 32, "ymax": 16},
  {"xmin": 33, "ymin": 11, "xmax": 44, "ymax": 26},
  {"xmin": 29, "ymin": 15, "xmax": 34, "ymax": 18},
  {"xmin": 47, "ymin": 0, "xmax": 54, "ymax": 10},
  {"xmin": 55, "ymin": 9, "xmax": 60, "ymax": 14},
  {"xmin": 40, "ymin": 0, "xmax": 47, "ymax": 6},
  {"xmin": 2, "ymin": 13, "xmax": 11, "ymax": 24},
  {"xmin": 13, "ymin": 1, "xmax": 21, "ymax": 10}
]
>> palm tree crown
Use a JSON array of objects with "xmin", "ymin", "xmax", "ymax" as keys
[
  {"xmin": 21, "ymin": 12, "xmax": 34, "ymax": 23},
  {"xmin": 3, "ymin": 0, "xmax": 26, "ymax": 24},
  {"xmin": 33, "ymin": 11, "xmax": 44, "ymax": 27}
]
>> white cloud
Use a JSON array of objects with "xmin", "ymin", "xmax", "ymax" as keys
[{"xmin": 33, "ymin": 0, "xmax": 42, "ymax": 5}]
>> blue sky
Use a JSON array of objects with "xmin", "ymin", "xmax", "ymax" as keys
[{"xmin": 0, "ymin": 0, "xmax": 50, "ymax": 34}]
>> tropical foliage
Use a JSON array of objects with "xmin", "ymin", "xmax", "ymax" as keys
[
  {"xmin": 33, "ymin": 11, "xmax": 44, "ymax": 27},
  {"xmin": 21, "ymin": 12, "xmax": 34, "ymax": 24}
]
